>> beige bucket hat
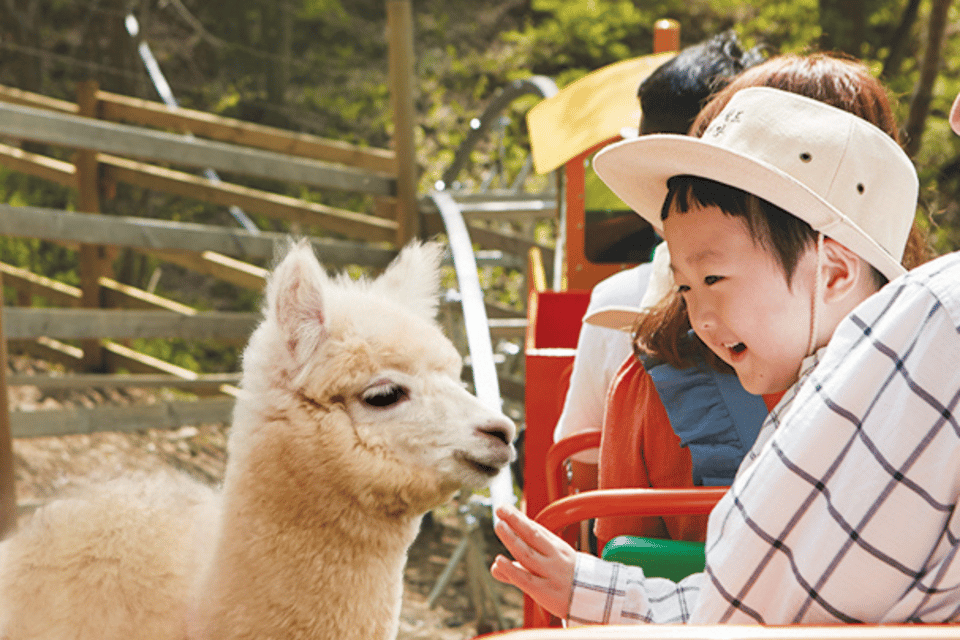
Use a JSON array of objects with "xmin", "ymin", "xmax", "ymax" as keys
[
  {"xmin": 592, "ymin": 86, "xmax": 919, "ymax": 281},
  {"xmin": 583, "ymin": 242, "xmax": 674, "ymax": 331}
]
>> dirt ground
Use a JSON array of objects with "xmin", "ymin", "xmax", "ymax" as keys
[{"xmin": 7, "ymin": 355, "xmax": 525, "ymax": 639}]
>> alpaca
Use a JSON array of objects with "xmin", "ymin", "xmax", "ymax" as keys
[{"xmin": 0, "ymin": 240, "xmax": 516, "ymax": 640}]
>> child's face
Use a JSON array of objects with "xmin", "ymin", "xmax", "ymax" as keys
[{"xmin": 662, "ymin": 203, "xmax": 817, "ymax": 395}]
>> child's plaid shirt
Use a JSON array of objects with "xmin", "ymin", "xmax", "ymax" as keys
[{"xmin": 568, "ymin": 250, "xmax": 960, "ymax": 625}]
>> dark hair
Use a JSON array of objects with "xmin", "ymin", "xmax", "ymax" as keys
[
  {"xmin": 638, "ymin": 31, "xmax": 768, "ymax": 135},
  {"xmin": 660, "ymin": 175, "xmax": 818, "ymax": 285}
]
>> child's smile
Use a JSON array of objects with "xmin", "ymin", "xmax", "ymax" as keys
[{"xmin": 662, "ymin": 203, "xmax": 818, "ymax": 395}]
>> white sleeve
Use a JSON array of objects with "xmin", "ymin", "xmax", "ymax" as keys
[
  {"xmin": 553, "ymin": 266, "xmax": 651, "ymax": 454},
  {"xmin": 692, "ymin": 258, "xmax": 960, "ymax": 624},
  {"xmin": 568, "ymin": 553, "xmax": 703, "ymax": 625}
]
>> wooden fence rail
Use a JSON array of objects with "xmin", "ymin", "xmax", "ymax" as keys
[
  {"xmin": 10, "ymin": 398, "xmax": 238, "ymax": 439},
  {"xmin": 0, "ymin": 84, "xmax": 397, "ymax": 175},
  {"xmin": 3, "ymin": 308, "xmax": 259, "ymax": 341},
  {"xmin": 0, "ymin": 203, "xmax": 397, "ymax": 267},
  {"xmin": 0, "ymin": 78, "xmax": 412, "ymax": 452},
  {"xmin": 0, "ymin": 100, "xmax": 394, "ymax": 193},
  {"xmin": 0, "ymin": 85, "xmax": 402, "ymax": 244}
]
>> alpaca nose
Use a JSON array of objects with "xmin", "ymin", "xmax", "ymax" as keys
[{"xmin": 478, "ymin": 418, "xmax": 515, "ymax": 447}]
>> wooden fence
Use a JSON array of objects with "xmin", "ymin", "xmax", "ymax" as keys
[
  {"xmin": 0, "ymin": 23, "xmax": 551, "ymax": 533},
  {"xmin": 0, "ymin": 82, "xmax": 408, "ymax": 392},
  {"xmin": 0, "ymin": 79, "xmax": 537, "ymax": 413},
  {"xmin": 0, "ymin": 71, "xmax": 431, "ymax": 532}
]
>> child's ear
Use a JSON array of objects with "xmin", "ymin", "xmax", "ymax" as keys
[{"xmin": 820, "ymin": 238, "xmax": 867, "ymax": 304}]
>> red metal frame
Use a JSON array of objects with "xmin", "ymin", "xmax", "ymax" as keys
[
  {"xmin": 528, "ymin": 487, "xmax": 727, "ymax": 628},
  {"xmin": 545, "ymin": 430, "xmax": 601, "ymax": 505},
  {"xmin": 563, "ymin": 139, "xmax": 640, "ymax": 291},
  {"xmin": 523, "ymin": 288, "xmax": 592, "ymax": 521}
]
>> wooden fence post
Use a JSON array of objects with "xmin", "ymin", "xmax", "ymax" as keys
[
  {"xmin": 76, "ymin": 79, "xmax": 112, "ymax": 372},
  {"xmin": 0, "ymin": 271, "xmax": 17, "ymax": 536},
  {"xmin": 387, "ymin": 0, "xmax": 420, "ymax": 245}
]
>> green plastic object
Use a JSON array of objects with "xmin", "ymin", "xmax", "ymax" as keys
[{"xmin": 601, "ymin": 535, "xmax": 705, "ymax": 582}]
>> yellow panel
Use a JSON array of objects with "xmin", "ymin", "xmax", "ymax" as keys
[{"xmin": 526, "ymin": 52, "xmax": 676, "ymax": 175}]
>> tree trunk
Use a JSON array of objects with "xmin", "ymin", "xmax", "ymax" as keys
[
  {"xmin": 818, "ymin": 0, "xmax": 866, "ymax": 56},
  {"xmin": 0, "ymin": 0, "xmax": 42, "ymax": 91},
  {"xmin": 903, "ymin": 0, "xmax": 955, "ymax": 157},
  {"xmin": 263, "ymin": 2, "xmax": 291, "ymax": 111},
  {"xmin": 882, "ymin": 0, "xmax": 923, "ymax": 79}
]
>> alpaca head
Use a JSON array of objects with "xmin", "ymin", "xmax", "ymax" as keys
[{"xmin": 230, "ymin": 240, "xmax": 516, "ymax": 518}]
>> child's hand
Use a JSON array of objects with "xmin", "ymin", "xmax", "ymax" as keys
[{"xmin": 489, "ymin": 503, "xmax": 577, "ymax": 620}]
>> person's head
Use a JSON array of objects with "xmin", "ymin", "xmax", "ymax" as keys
[
  {"xmin": 688, "ymin": 53, "xmax": 932, "ymax": 274},
  {"xmin": 595, "ymin": 83, "xmax": 920, "ymax": 395},
  {"xmin": 689, "ymin": 53, "xmax": 899, "ymax": 140},
  {"xmin": 611, "ymin": 53, "xmax": 931, "ymax": 385},
  {"xmin": 638, "ymin": 30, "xmax": 767, "ymax": 135}
]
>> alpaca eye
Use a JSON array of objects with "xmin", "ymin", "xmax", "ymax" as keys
[{"xmin": 362, "ymin": 384, "xmax": 408, "ymax": 408}]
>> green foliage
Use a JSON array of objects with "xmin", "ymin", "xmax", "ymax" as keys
[
  {"xmin": 130, "ymin": 338, "xmax": 241, "ymax": 374},
  {"xmin": 506, "ymin": 0, "xmax": 648, "ymax": 75},
  {"xmin": 2, "ymin": 0, "xmax": 960, "ymax": 382},
  {"xmin": 716, "ymin": 0, "xmax": 822, "ymax": 53},
  {"xmin": 299, "ymin": 0, "xmax": 346, "ymax": 21},
  {"xmin": 0, "ymin": 237, "xmax": 79, "ymax": 288}
]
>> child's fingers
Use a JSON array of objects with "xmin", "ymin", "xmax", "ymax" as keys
[
  {"xmin": 491, "ymin": 554, "xmax": 542, "ymax": 594},
  {"xmin": 493, "ymin": 514, "xmax": 542, "ymax": 571},
  {"xmin": 490, "ymin": 553, "xmax": 573, "ymax": 620},
  {"xmin": 490, "ymin": 553, "xmax": 527, "ymax": 586},
  {"xmin": 495, "ymin": 504, "xmax": 562, "ymax": 557},
  {"xmin": 494, "ymin": 509, "xmax": 576, "ymax": 590}
]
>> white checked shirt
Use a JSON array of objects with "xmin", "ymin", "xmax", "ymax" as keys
[{"xmin": 568, "ymin": 250, "xmax": 960, "ymax": 625}]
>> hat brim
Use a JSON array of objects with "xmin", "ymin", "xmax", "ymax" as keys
[
  {"xmin": 583, "ymin": 306, "xmax": 643, "ymax": 332},
  {"xmin": 593, "ymin": 135, "xmax": 907, "ymax": 281},
  {"xmin": 951, "ymin": 91, "xmax": 960, "ymax": 136}
]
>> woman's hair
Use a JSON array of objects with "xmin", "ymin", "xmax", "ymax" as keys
[
  {"xmin": 689, "ymin": 53, "xmax": 899, "ymax": 139},
  {"xmin": 634, "ymin": 53, "xmax": 935, "ymax": 371}
]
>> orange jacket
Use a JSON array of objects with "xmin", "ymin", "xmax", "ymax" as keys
[{"xmin": 595, "ymin": 356, "xmax": 782, "ymax": 551}]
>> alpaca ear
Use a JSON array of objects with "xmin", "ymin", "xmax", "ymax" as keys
[
  {"xmin": 267, "ymin": 240, "xmax": 328, "ymax": 362},
  {"xmin": 375, "ymin": 241, "xmax": 443, "ymax": 321}
]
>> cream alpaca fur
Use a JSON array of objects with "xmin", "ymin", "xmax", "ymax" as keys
[{"xmin": 0, "ymin": 240, "xmax": 516, "ymax": 640}]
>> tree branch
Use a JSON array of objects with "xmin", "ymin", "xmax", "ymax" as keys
[
  {"xmin": 903, "ymin": 0, "xmax": 955, "ymax": 157},
  {"xmin": 881, "ymin": 0, "xmax": 923, "ymax": 79}
]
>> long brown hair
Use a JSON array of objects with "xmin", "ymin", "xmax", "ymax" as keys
[{"xmin": 635, "ymin": 53, "xmax": 934, "ymax": 370}]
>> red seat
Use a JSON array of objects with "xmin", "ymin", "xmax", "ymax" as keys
[{"xmin": 528, "ymin": 487, "xmax": 727, "ymax": 628}]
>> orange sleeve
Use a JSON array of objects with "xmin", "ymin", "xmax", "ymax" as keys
[
  {"xmin": 762, "ymin": 390, "xmax": 786, "ymax": 412},
  {"xmin": 596, "ymin": 357, "xmax": 708, "ymax": 550}
]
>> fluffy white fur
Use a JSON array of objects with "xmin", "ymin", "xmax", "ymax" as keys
[{"xmin": 0, "ymin": 240, "xmax": 516, "ymax": 640}]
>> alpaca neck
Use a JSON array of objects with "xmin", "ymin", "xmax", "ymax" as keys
[{"xmin": 199, "ymin": 449, "xmax": 423, "ymax": 640}]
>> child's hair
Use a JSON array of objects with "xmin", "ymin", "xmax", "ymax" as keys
[
  {"xmin": 638, "ymin": 30, "xmax": 768, "ymax": 135},
  {"xmin": 634, "ymin": 53, "xmax": 935, "ymax": 370}
]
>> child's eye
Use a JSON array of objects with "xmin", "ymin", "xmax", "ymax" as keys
[
  {"xmin": 677, "ymin": 284, "xmax": 690, "ymax": 294},
  {"xmin": 704, "ymin": 275, "xmax": 723, "ymax": 285}
]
